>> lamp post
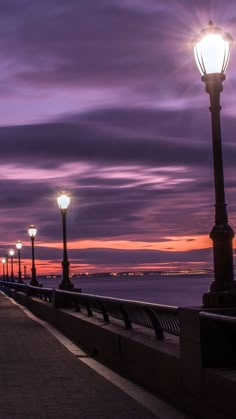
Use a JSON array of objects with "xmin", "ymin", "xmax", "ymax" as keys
[
  {"xmin": 28, "ymin": 225, "xmax": 40, "ymax": 286},
  {"xmin": 9, "ymin": 249, "xmax": 14, "ymax": 281},
  {"xmin": 16, "ymin": 241, "xmax": 23, "ymax": 283},
  {"xmin": 5, "ymin": 255, "xmax": 9, "ymax": 281},
  {"xmin": 57, "ymin": 192, "xmax": 74, "ymax": 290},
  {"xmin": 1, "ymin": 257, "xmax": 6, "ymax": 280},
  {"xmin": 192, "ymin": 21, "xmax": 236, "ymax": 307}
]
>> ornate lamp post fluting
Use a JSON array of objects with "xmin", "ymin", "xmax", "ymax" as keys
[
  {"xmin": 9, "ymin": 249, "xmax": 15, "ymax": 281},
  {"xmin": 192, "ymin": 21, "xmax": 236, "ymax": 307},
  {"xmin": 57, "ymin": 192, "xmax": 74, "ymax": 290},
  {"xmin": 16, "ymin": 241, "xmax": 23, "ymax": 283},
  {"xmin": 1, "ymin": 257, "xmax": 6, "ymax": 280},
  {"xmin": 28, "ymin": 225, "xmax": 40, "ymax": 286}
]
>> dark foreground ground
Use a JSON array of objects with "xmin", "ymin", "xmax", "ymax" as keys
[{"xmin": 0, "ymin": 292, "xmax": 189, "ymax": 419}]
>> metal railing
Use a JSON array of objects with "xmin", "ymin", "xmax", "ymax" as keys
[
  {"xmin": 27, "ymin": 285, "xmax": 54, "ymax": 303},
  {"xmin": 200, "ymin": 310, "xmax": 236, "ymax": 325},
  {"xmin": 0, "ymin": 281, "xmax": 180, "ymax": 340},
  {"xmin": 0, "ymin": 281, "xmax": 53, "ymax": 302},
  {"xmin": 55, "ymin": 290, "xmax": 180, "ymax": 339}
]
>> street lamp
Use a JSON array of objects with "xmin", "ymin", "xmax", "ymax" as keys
[
  {"xmin": 1, "ymin": 257, "xmax": 6, "ymax": 280},
  {"xmin": 192, "ymin": 21, "xmax": 236, "ymax": 307},
  {"xmin": 28, "ymin": 225, "xmax": 40, "ymax": 286},
  {"xmin": 5, "ymin": 254, "xmax": 9, "ymax": 281},
  {"xmin": 9, "ymin": 249, "xmax": 15, "ymax": 281},
  {"xmin": 57, "ymin": 192, "xmax": 74, "ymax": 289},
  {"xmin": 16, "ymin": 241, "xmax": 23, "ymax": 283}
]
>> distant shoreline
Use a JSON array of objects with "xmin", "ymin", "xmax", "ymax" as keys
[{"xmin": 36, "ymin": 271, "xmax": 214, "ymax": 281}]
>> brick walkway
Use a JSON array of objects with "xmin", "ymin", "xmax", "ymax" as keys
[
  {"xmin": 0, "ymin": 293, "xmax": 190, "ymax": 419},
  {"xmin": 0, "ymin": 293, "xmax": 192, "ymax": 419}
]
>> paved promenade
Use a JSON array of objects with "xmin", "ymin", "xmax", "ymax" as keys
[{"xmin": 0, "ymin": 293, "xmax": 189, "ymax": 419}]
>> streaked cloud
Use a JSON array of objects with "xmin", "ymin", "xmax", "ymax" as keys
[{"xmin": 0, "ymin": 0, "xmax": 236, "ymax": 274}]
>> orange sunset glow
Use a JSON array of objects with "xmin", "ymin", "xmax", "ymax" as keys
[
  {"xmin": 41, "ymin": 234, "xmax": 211, "ymax": 253},
  {"xmin": 11, "ymin": 234, "xmax": 213, "ymax": 276}
]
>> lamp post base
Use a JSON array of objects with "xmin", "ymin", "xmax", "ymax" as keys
[
  {"xmin": 205, "ymin": 224, "xmax": 236, "ymax": 308},
  {"xmin": 59, "ymin": 279, "xmax": 74, "ymax": 290},
  {"xmin": 17, "ymin": 279, "xmax": 24, "ymax": 284},
  {"xmin": 203, "ymin": 285, "xmax": 236, "ymax": 308},
  {"xmin": 29, "ymin": 279, "xmax": 41, "ymax": 287},
  {"xmin": 29, "ymin": 267, "xmax": 41, "ymax": 287},
  {"xmin": 59, "ymin": 260, "xmax": 74, "ymax": 290}
]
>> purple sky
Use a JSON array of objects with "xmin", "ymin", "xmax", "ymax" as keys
[{"xmin": 1, "ymin": 0, "xmax": 236, "ymax": 275}]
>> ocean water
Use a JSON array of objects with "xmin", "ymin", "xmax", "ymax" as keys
[{"xmin": 36, "ymin": 274, "xmax": 214, "ymax": 307}]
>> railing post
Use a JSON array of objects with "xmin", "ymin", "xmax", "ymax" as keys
[
  {"xmin": 53, "ymin": 290, "xmax": 65, "ymax": 308},
  {"xmin": 146, "ymin": 309, "xmax": 164, "ymax": 340},
  {"xmin": 53, "ymin": 290, "xmax": 74, "ymax": 308},
  {"xmin": 85, "ymin": 300, "xmax": 93, "ymax": 317},
  {"xmin": 52, "ymin": 289, "xmax": 57, "ymax": 308},
  {"xmin": 26, "ymin": 285, "xmax": 33, "ymax": 297},
  {"xmin": 120, "ymin": 305, "xmax": 132, "ymax": 329},
  {"xmin": 99, "ymin": 302, "xmax": 109, "ymax": 323},
  {"xmin": 179, "ymin": 307, "xmax": 203, "ymax": 400}
]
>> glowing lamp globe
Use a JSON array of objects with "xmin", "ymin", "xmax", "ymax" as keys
[
  {"xmin": 9, "ymin": 249, "xmax": 14, "ymax": 257},
  {"xmin": 16, "ymin": 241, "xmax": 22, "ymax": 250},
  {"xmin": 192, "ymin": 21, "xmax": 233, "ymax": 75},
  {"xmin": 28, "ymin": 225, "xmax": 37, "ymax": 238},
  {"xmin": 57, "ymin": 193, "xmax": 70, "ymax": 211}
]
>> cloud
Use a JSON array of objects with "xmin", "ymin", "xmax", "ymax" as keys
[
  {"xmin": 0, "ymin": 1, "xmax": 236, "ymax": 274},
  {"xmin": 0, "ymin": 107, "xmax": 217, "ymax": 166}
]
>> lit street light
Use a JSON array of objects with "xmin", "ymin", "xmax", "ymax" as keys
[
  {"xmin": 192, "ymin": 21, "xmax": 236, "ymax": 307},
  {"xmin": 57, "ymin": 192, "xmax": 74, "ymax": 290},
  {"xmin": 9, "ymin": 249, "xmax": 15, "ymax": 281},
  {"xmin": 28, "ymin": 225, "xmax": 40, "ymax": 286},
  {"xmin": 1, "ymin": 257, "xmax": 6, "ymax": 280},
  {"xmin": 16, "ymin": 241, "xmax": 23, "ymax": 283}
]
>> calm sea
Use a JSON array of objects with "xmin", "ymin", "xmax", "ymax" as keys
[{"xmin": 35, "ymin": 274, "xmax": 214, "ymax": 307}]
